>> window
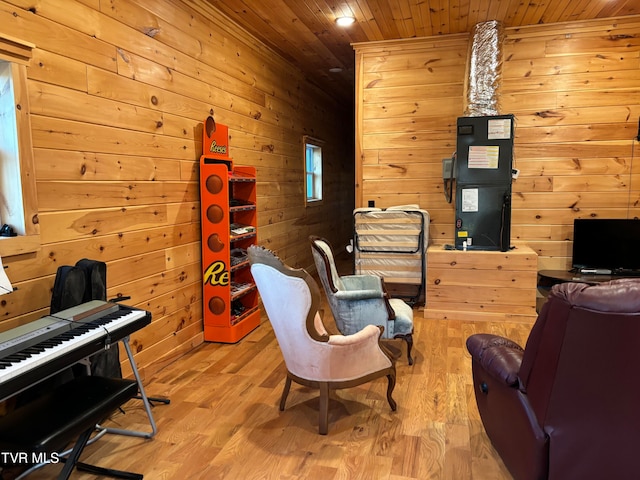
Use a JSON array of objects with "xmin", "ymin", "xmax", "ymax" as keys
[
  {"xmin": 0, "ymin": 34, "xmax": 39, "ymax": 256},
  {"xmin": 304, "ymin": 136, "xmax": 323, "ymax": 205},
  {"xmin": 1, "ymin": 62, "xmax": 24, "ymax": 231}
]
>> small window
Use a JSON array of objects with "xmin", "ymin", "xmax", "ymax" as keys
[
  {"xmin": 0, "ymin": 61, "xmax": 24, "ymax": 232},
  {"xmin": 304, "ymin": 136, "xmax": 323, "ymax": 205},
  {"xmin": 0, "ymin": 34, "xmax": 40, "ymax": 256}
]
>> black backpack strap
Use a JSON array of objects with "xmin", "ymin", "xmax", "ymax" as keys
[
  {"xmin": 74, "ymin": 259, "xmax": 121, "ymax": 379},
  {"xmin": 75, "ymin": 258, "xmax": 107, "ymax": 302}
]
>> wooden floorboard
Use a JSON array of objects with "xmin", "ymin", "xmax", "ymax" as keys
[{"xmin": 24, "ymin": 258, "xmax": 531, "ymax": 479}]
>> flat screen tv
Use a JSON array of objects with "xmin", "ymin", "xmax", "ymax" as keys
[{"xmin": 572, "ymin": 218, "xmax": 640, "ymax": 274}]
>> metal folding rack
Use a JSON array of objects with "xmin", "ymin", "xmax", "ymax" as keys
[{"xmin": 353, "ymin": 207, "xmax": 429, "ymax": 306}]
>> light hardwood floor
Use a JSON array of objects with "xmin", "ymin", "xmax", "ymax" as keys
[{"xmin": 26, "ymin": 264, "xmax": 535, "ymax": 479}]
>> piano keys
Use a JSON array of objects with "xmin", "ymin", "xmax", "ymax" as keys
[{"xmin": 0, "ymin": 301, "xmax": 151, "ymax": 402}]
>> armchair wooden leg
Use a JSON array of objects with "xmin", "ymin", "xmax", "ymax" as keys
[
  {"xmin": 386, "ymin": 374, "xmax": 397, "ymax": 411},
  {"xmin": 318, "ymin": 382, "xmax": 329, "ymax": 435},
  {"xmin": 405, "ymin": 334, "xmax": 414, "ymax": 365},
  {"xmin": 395, "ymin": 333, "xmax": 414, "ymax": 365},
  {"xmin": 280, "ymin": 376, "xmax": 292, "ymax": 411}
]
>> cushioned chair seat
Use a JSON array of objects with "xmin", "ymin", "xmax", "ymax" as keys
[{"xmin": 388, "ymin": 298, "xmax": 413, "ymax": 336}]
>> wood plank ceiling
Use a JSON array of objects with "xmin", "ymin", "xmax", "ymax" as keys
[{"xmin": 204, "ymin": 0, "xmax": 640, "ymax": 102}]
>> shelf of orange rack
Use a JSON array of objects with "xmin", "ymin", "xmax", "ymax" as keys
[{"xmin": 200, "ymin": 158, "xmax": 260, "ymax": 343}]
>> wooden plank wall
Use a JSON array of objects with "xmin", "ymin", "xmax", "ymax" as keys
[
  {"xmin": 354, "ymin": 34, "xmax": 469, "ymax": 245},
  {"xmin": 354, "ymin": 15, "xmax": 640, "ymax": 271},
  {"xmin": 503, "ymin": 17, "xmax": 640, "ymax": 270},
  {"xmin": 0, "ymin": 0, "xmax": 354, "ymax": 379}
]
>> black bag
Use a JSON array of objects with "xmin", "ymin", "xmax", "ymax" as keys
[
  {"xmin": 15, "ymin": 260, "xmax": 121, "ymax": 409},
  {"xmin": 50, "ymin": 259, "xmax": 122, "ymax": 379},
  {"xmin": 49, "ymin": 265, "xmax": 86, "ymax": 315},
  {"xmin": 75, "ymin": 258, "xmax": 107, "ymax": 304}
]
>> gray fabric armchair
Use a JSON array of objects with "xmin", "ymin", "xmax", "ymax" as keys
[{"xmin": 310, "ymin": 236, "xmax": 415, "ymax": 364}]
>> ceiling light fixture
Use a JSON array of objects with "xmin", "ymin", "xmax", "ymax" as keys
[
  {"xmin": 329, "ymin": 67, "xmax": 343, "ymax": 73},
  {"xmin": 335, "ymin": 16, "xmax": 356, "ymax": 27}
]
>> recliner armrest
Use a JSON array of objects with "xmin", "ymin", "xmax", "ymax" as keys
[{"xmin": 466, "ymin": 334, "xmax": 524, "ymax": 387}]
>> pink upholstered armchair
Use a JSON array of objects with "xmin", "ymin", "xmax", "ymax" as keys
[
  {"xmin": 248, "ymin": 245, "xmax": 397, "ymax": 435},
  {"xmin": 467, "ymin": 278, "xmax": 640, "ymax": 480}
]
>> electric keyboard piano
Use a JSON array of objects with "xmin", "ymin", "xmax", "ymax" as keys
[{"xmin": 0, "ymin": 301, "xmax": 151, "ymax": 402}]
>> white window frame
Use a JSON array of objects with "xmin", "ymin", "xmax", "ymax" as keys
[
  {"xmin": 304, "ymin": 136, "xmax": 323, "ymax": 206},
  {"xmin": 0, "ymin": 33, "xmax": 40, "ymax": 256}
]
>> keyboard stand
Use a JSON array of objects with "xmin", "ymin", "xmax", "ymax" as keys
[
  {"xmin": 96, "ymin": 335, "xmax": 169, "ymax": 438},
  {"xmin": 15, "ymin": 335, "xmax": 169, "ymax": 480}
]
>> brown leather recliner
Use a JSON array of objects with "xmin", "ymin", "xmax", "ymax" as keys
[{"xmin": 466, "ymin": 278, "xmax": 640, "ymax": 480}]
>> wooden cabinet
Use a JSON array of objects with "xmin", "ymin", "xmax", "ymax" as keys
[
  {"xmin": 199, "ymin": 118, "xmax": 260, "ymax": 343},
  {"xmin": 425, "ymin": 244, "xmax": 538, "ymax": 322}
]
